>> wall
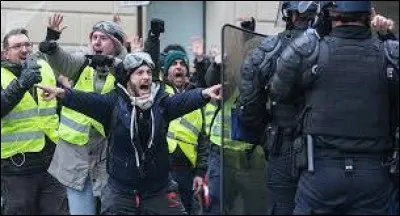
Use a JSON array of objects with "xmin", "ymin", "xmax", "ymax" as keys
[
  {"xmin": 3, "ymin": 1, "xmax": 396, "ymax": 54},
  {"xmin": 1, "ymin": 1, "xmax": 137, "ymax": 51},
  {"xmin": 205, "ymin": 1, "xmax": 285, "ymax": 52}
]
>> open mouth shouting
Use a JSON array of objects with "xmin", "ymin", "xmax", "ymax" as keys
[
  {"xmin": 93, "ymin": 49, "xmax": 103, "ymax": 55},
  {"xmin": 137, "ymin": 82, "xmax": 151, "ymax": 97},
  {"xmin": 174, "ymin": 72, "xmax": 184, "ymax": 79}
]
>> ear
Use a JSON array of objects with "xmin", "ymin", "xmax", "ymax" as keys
[{"xmin": 1, "ymin": 50, "xmax": 8, "ymax": 60}]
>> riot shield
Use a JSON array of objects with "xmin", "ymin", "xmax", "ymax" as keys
[{"xmin": 220, "ymin": 24, "xmax": 268, "ymax": 215}]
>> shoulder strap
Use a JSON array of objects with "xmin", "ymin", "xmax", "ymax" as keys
[
  {"xmin": 208, "ymin": 102, "xmax": 221, "ymax": 137},
  {"xmin": 71, "ymin": 57, "xmax": 90, "ymax": 87},
  {"xmin": 200, "ymin": 106, "xmax": 206, "ymax": 134}
]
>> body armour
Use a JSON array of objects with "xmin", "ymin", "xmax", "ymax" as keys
[{"xmin": 303, "ymin": 36, "xmax": 390, "ymax": 138}]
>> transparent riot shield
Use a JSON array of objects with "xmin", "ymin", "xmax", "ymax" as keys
[{"xmin": 220, "ymin": 24, "xmax": 268, "ymax": 215}]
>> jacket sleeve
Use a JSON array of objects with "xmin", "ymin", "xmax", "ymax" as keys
[
  {"xmin": 237, "ymin": 46, "xmax": 272, "ymax": 130},
  {"xmin": 144, "ymin": 34, "xmax": 161, "ymax": 81},
  {"xmin": 44, "ymin": 45, "xmax": 86, "ymax": 80},
  {"xmin": 204, "ymin": 62, "xmax": 221, "ymax": 87},
  {"xmin": 270, "ymin": 30, "xmax": 319, "ymax": 102},
  {"xmin": 1, "ymin": 80, "xmax": 26, "ymax": 118},
  {"xmin": 60, "ymin": 88, "xmax": 115, "ymax": 127},
  {"xmin": 190, "ymin": 57, "xmax": 212, "ymax": 88},
  {"xmin": 163, "ymin": 88, "xmax": 209, "ymax": 122},
  {"xmin": 194, "ymin": 124, "xmax": 209, "ymax": 177}
]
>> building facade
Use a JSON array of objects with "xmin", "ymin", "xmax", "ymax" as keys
[{"xmin": 1, "ymin": 1, "xmax": 398, "ymax": 59}]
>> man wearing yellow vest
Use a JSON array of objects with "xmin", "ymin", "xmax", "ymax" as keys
[
  {"xmin": 163, "ymin": 50, "xmax": 210, "ymax": 213},
  {"xmin": 38, "ymin": 13, "xmax": 127, "ymax": 215},
  {"xmin": 1, "ymin": 28, "xmax": 68, "ymax": 215}
]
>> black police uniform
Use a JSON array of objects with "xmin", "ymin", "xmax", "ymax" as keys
[{"xmin": 270, "ymin": 21, "xmax": 399, "ymax": 215}]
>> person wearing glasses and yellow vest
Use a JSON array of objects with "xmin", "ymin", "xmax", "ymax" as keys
[
  {"xmin": 1, "ymin": 28, "xmax": 68, "ymax": 215},
  {"xmin": 163, "ymin": 50, "xmax": 213, "ymax": 213},
  {"xmin": 38, "ymin": 13, "xmax": 128, "ymax": 215}
]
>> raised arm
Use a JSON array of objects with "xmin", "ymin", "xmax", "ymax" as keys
[
  {"xmin": 39, "ymin": 13, "xmax": 86, "ymax": 79},
  {"xmin": 35, "ymin": 85, "xmax": 115, "ymax": 127}
]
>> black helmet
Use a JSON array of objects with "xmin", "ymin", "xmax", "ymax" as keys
[{"xmin": 332, "ymin": 1, "xmax": 371, "ymax": 13}]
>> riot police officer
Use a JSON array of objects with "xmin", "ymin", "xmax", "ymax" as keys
[
  {"xmin": 270, "ymin": 1, "xmax": 399, "ymax": 214},
  {"xmin": 237, "ymin": 1, "xmax": 317, "ymax": 214}
]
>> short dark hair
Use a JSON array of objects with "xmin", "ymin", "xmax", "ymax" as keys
[{"xmin": 3, "ymin": 28, "xmax": 29, "ymax": 50}]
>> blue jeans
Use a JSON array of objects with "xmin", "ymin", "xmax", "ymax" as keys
[
  {"xmin": 294, "ymin": 156, "xmax": 394, "ymax": 215},
  {"xmin": 170, "ymin": 169, "xmax": 195, "ymax": 213},
  {"xmin": 205, "ymin": 150, "xmax": 221, "ymax": 215},
  {"xmin": 66, "ymin": 179, "xmax": 97, "ymax": 215}
]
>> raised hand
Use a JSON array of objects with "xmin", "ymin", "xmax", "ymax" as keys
[
  {"xmin": 191, "ymin": 37, "xmax": 204, "ymax": 59},
  {"xmin": 113, "ymin": 14, "xmax": 122, "ymax": 25},
  {"xmin": 371, "ymin": 8, "xmax": 395, "ymax": 35},
  {"xmin": 208, "ymin": 44, "xmax": 221, "ymax": 62},
  {"xmin": 239, "ymin": 16, "xmax": 256, "ymax": 32},
  {"xmin": 48, "ymin": 13, "xmax": 68, "ymax": 33},
  {"xmin": 127, "ymin": 35, "xmax": 144, "ymax": 52}
]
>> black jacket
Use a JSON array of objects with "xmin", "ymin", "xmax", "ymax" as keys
[{"xmin": 61, "ymin": 86, "xmax": 209, "ymax": 193}]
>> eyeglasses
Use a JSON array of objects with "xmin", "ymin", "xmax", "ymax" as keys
[{"xmin": 7, "ymin": 42, "xmax": 33, "ymax": 51}]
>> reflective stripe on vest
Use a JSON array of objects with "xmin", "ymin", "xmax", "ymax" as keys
[
  {"xmin": 165, "ymin": 85, "xmax": 203, "ymax": 167},
  {"xmin": 58, "ymin": 66, "xmax": 115, "ymax": 145},
  {"xmin": 1, "ymin": 60, "xmax": 59, "ymax": 158},
  {"xmin": 209, "ymin": 96, "xmax": 251, "ymax": 151}
]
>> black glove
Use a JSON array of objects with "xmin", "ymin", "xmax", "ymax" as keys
[
  {"xmin": 18, "ymin": 57, "xmax": 42, "ymax": 91},
  {"xmin": 149, "ymin": 18, "xmax": 165, "ymax": 37},
  {"xmin": 240, "ymin": 17, "xmax": 256, "ymax": 32},
  {"xmin": 45, "ymin": 27, "xmax": 62, "ymax": 41},
  {"xmin": 39, "ymin": 40, "xmax": 58, "ymax": 55},
  {"xmin": 86, "ymin": 55, "xmax": 115, "ymax": 68}
]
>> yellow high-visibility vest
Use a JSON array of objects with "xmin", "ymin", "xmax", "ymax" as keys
[
  {"xmin": 210, "ymin": 95, "xmax": 252, "ymax": 151},
  {"xmin": 58, "ymin": 66, "xmax": 115, "ymax": 145},
  {"xmin": 1, "ymin": 60, "xmax": 59, "ymax": 158},
  {"xmin": 165, "ymin": 85, "xmax": 204, "ymax": 167}
]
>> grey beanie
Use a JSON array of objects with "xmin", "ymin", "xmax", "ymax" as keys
[{"xmin": 90, "ymin": 21, "xmax": 126, "ymax": 44}]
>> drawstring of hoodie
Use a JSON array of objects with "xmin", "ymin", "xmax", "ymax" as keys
[{"xmin": 117, "ymin": 83, "xmax": 155, "ymax": 173}]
